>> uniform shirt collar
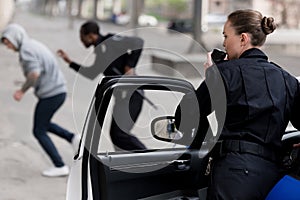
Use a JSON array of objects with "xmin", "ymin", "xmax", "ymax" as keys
[{"xmin": 239, "ymin": 48, "xmax": 268, "ymax": 60}]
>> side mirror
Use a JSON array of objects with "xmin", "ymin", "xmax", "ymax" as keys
[{"xmin": 151, "ymin": 116, "xmax": 183, "ymax": 142}]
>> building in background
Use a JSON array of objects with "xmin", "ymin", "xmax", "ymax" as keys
[
  {"xmin": 27, "ymin": 0, "xmax": 300, "ymax": 29},
  {"xmin": 0, "ymin": 0, "xmax": 15, "ymax": 31}
]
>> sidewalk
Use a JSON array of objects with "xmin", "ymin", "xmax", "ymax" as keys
[
  {"xmin": 0, "ymin": 9, "xmax": 85, "ymax": 200},
  {"xmin": 0, "ymin": 8, "xmax": 201, "ymax": 200}
]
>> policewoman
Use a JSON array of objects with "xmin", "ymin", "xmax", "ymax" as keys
[{"xmin": 201, "ymin": 10, "xmax": 300, "ymax": 199}]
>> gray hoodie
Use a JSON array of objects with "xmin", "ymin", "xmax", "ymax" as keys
[{"xmin": 2, "ymin": 24, "xmax": 66, "ymax": 98}]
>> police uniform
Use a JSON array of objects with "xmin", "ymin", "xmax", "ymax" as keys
[
  {"xmin": 69, "ymin": 34, "xmax": 146, "ymax": 151},
  {"xmin": 198, "ymin": 48, "xmax": 300, "ymax": 199}
]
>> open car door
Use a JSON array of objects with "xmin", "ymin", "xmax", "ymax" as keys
[{"xmin": 68, "ymin": 76, "xmax": 211, "ymax": 200}]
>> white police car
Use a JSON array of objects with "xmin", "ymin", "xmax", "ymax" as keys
[{"xmin": 66, "ymin": 75, "xmax": 300, "ymax": 200}]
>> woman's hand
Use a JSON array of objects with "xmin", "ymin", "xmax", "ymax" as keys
[{"xmin": 203, "ymin": 51, "xmax": 213, "ymax": 73}]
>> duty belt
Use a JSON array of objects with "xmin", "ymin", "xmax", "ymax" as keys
[{"xmin": 217, "ymin": 140, "xmax": 279, "ymax": 163}]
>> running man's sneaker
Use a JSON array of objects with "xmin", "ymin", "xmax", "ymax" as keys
[{"xmin": 42, "ymin": 165, "xmax": 69, "ymax": 177}]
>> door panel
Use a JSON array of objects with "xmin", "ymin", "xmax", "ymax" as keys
[
  {"xmin": 93, "ymin": 150, "xmax": 207, "ymax": 200},
  {"xmin": 81, "ymin": 76, "xmax": 208, "ymax": 200}
]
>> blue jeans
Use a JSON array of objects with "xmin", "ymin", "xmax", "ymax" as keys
[{"xmin": 33, "ymin": 93, "xmax": 74, "ymax": 167}]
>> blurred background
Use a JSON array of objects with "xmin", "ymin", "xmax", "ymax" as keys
[
  {"xmin": 3, "ymin": 0, "xmax": 300, "ymax": 28},
  {"xmin": 0, "ymin": 1, "xmax": 300, "ymax": 200},
  {"xmin": 2, "ymin": 0, "xmax": 300, "ymax": 54}
]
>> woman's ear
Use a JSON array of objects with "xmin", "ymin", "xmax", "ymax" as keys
[{"xmin": 240, "ymin": 33, "xmax": 250, "ymax": 46}]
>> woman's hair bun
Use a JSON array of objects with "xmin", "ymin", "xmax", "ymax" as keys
[{"xmin": 261, "ymin": 16, "xmax": 276, "ymax": 35}]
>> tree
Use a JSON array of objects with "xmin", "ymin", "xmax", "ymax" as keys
[
  {"xmin": 93, "ymin": 0, "xmax": 99, "ymax": 20},
  {"xmin": 77, "ymin": 0, "xmax": 84, "ymax": 18},
  {"xmin": 168, "ymin": 0, "xmax": 188, "ymax": 17},
  {"xmin": 272, "ymin": 0, "xmax": 300, "ymax": 28},
  {"xmin": 188, "ymin": 0, "xmax": 207, "ymax": 53}
]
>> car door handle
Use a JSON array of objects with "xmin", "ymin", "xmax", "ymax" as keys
[{"xmin": 171, "ymin": 159, "xmax": 190, "ymax": 170}]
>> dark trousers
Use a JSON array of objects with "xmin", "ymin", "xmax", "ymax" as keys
[
  {"xmin": 206, "ymin": 152, "xmax": 281, "ymax": 200},
  {"xmin": 33, "ymin": 93, "xmax": 74, "ymax": 167},
  {"xmin": 110, "ymin": 90, "xmax": 146, "ymax": 151}
]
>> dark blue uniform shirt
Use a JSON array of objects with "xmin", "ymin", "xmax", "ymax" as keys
[{"xmin": 201, "ymin": 48, "xmax": 300, "ymax": 150}]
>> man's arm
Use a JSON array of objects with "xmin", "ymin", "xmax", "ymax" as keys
[
  {"xmin": 14, "ymin": 71, "xmax": 39, "ymax": 101},
  {"xmin": 57, "ymin": 49, "xmax": 81, "ymax": 71},
  {"xmin": 57, "ymin": 49, "xmax": 101, "ymax": 80}
]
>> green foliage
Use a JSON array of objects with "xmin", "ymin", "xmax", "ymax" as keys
[
  {"xmin": 168, "ymin": 0, "xmax": 188, "ymax": 13},
  {"xmin": 145, "ymin": 0, "xmax": 188, "ymax": 20},
  {"xmin": 147, "ymin": 0, "xmax": 188, "ymax": 13}
]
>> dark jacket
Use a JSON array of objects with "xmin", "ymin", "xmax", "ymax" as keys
[
  {"xmin": 201, "ymin": 48, "xmax": 300, "ymax": 151},
  {"xmin": 70, "ymin": 34, "xmax": 144, "ymax": 79}
]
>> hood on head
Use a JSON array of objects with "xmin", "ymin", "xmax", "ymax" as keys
[{"xmin": 1, "ymin": 24, "xmax": 28, "ymax": 50}]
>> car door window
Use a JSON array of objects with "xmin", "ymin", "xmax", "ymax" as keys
[{"xmin": 97, "ymin": 88, "xmax": 189, "ymax": 153}]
